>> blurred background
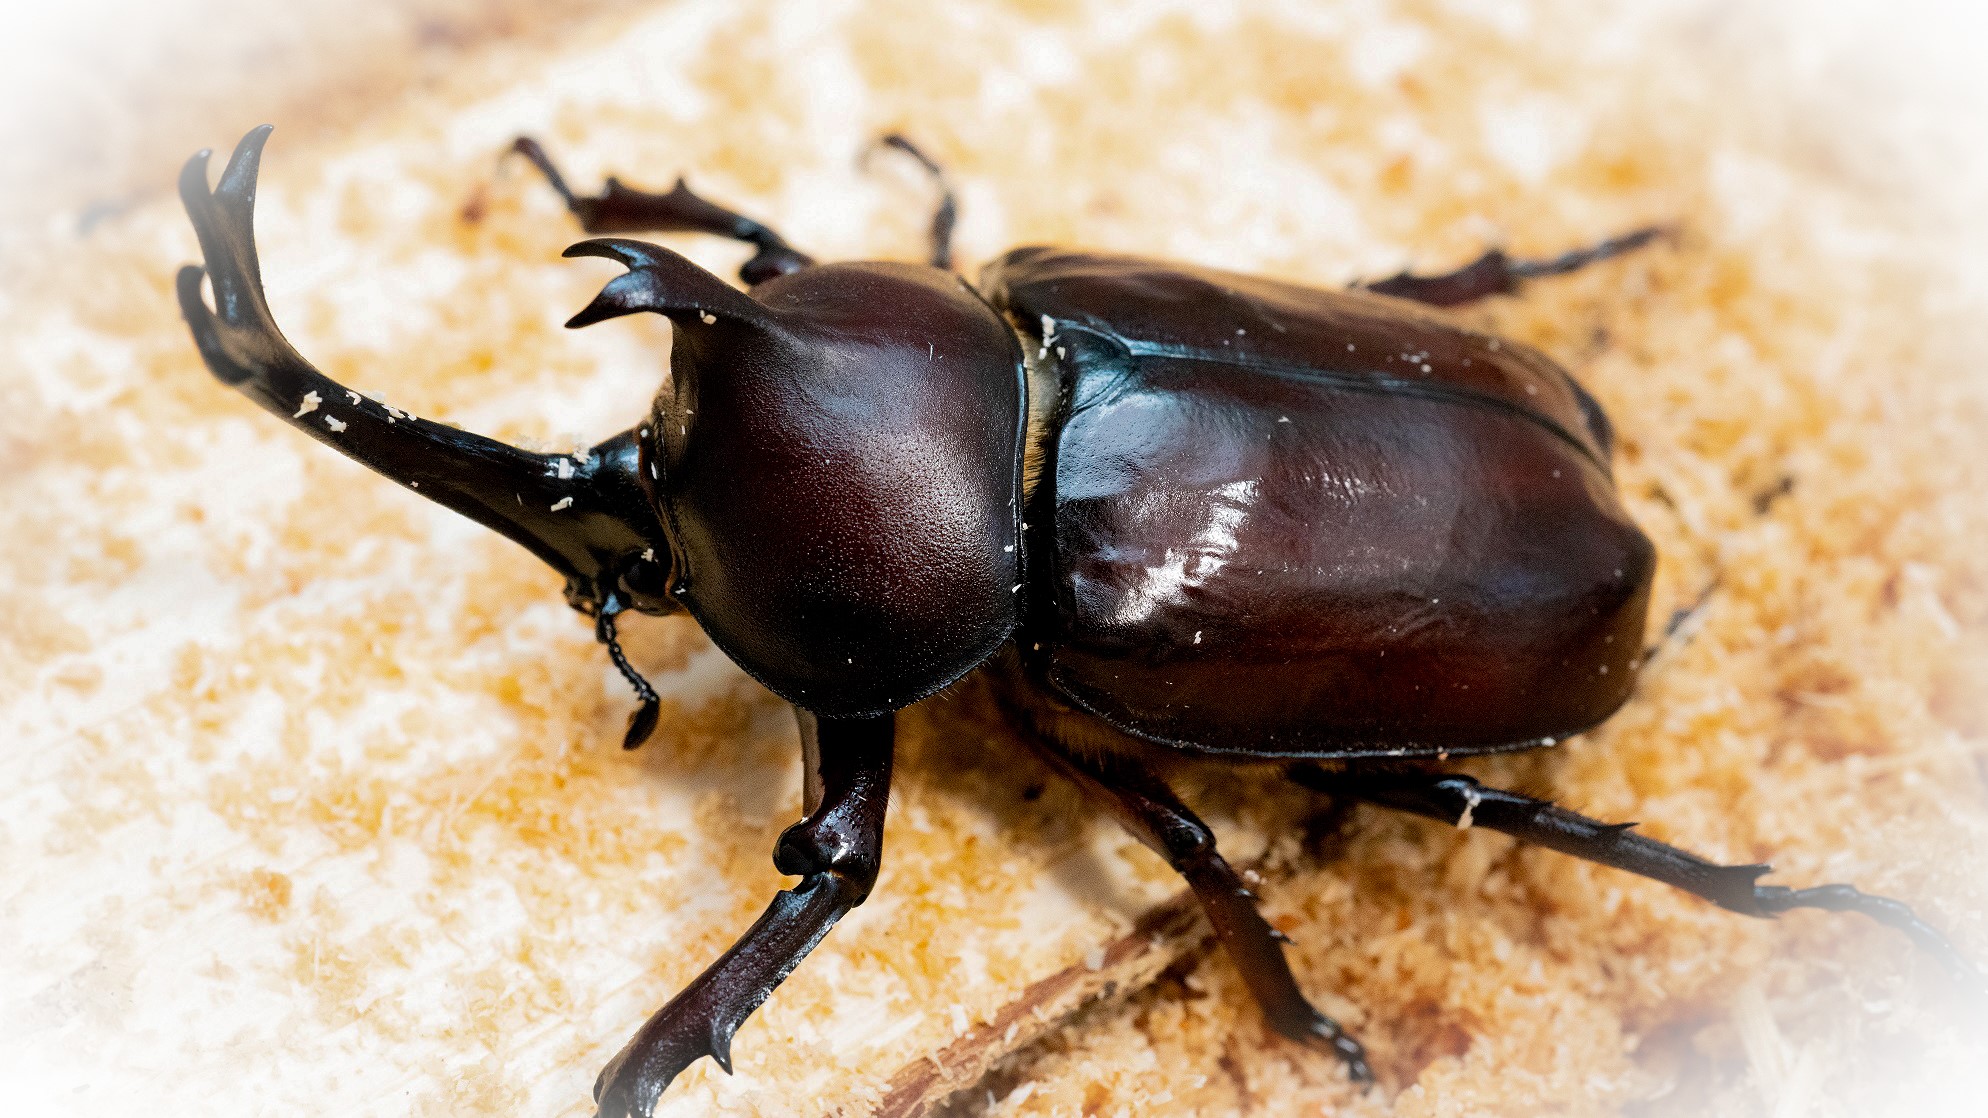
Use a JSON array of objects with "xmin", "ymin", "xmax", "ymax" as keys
[
  {"xmin": 3, "ymin": 1, "xmax": 1987, "ymax": 238},
  {"xmin": 3, "ymin": 2, "xmax": 1986, "ymax": 1116}
]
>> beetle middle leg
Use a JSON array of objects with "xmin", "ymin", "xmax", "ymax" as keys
[
  {"xmin": 1292, "ymin": 765, "xmax": 1985, "ymax": 996},
  {"xmin": 509, "ymin": 137, "xmax": 813, "ymax": 284},
  {"xmin": 1023, "ymin": 732, "xmax": 1374, "ymax": 1082},
  {"xmin": 1360, "ymin": 226, "xmax": 1666, "ymax": 307},
  {"xmin": 592, "ymin": 711, "xmax": 893, "ymax": 1118}
]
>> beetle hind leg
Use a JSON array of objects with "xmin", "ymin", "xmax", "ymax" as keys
[
  {"xmin": 1024, "ymin": 732, "xmax": 1373, "ymax": 1082},
  {"xmin": 1360, "ymin": 226, "xmax": 1668, "ymax": 307},
  {"xmin": 1294, "ymin": 766, "xmax": 1985, "ymax": 998},
  {"xmin": 509, "ymin": 137, "xmax": 813, "ymax": 284}
]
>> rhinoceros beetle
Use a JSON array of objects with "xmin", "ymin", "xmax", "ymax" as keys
[{"xmin": 177, "ymin": 126, "xmax": 1980, "ymax": 1117}]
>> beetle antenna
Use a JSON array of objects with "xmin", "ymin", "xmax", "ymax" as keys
[{"xmin": 596, "ymin": 606, "xmax": 661, "ymax": 749}]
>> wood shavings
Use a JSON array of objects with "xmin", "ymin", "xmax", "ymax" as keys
[{"xmin": 5, "ymin": 3, "xmax": 1984, "ymax": 1118}]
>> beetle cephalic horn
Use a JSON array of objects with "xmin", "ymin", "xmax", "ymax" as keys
[
  {"xmin": 563, "ymin": 238, "xmax": 771, "ymax": 330},
  {"xmin": 176, "ymin": 126, "xmax": 672, "ymax": 632}
]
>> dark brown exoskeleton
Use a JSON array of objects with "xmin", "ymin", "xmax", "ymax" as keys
[{"xmin": 177, "ymin": 127, "xmax": 1981, "ymax": 1118}]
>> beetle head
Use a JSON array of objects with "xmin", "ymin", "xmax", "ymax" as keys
[{"xmin": 546, "ymin": 425, "xmax": 679, "ymax": 620}]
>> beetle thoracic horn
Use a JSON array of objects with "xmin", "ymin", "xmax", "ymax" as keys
[{"xmin": 562, "ymin": 238, "xmax": 771, "ymax": 330}]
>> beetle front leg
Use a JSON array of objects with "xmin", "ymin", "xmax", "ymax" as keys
[
  {"xmin": 592, "ymin": 711, "xmax": 893, "ymax": 1118},
  {"xmin": 1027, "ymin": 738, "xmax": 1373, "ymax": 1082},
  {"xmin": 509, "ymin": 137, "xmax": 813, "ymax": 284},
  {"xmin": 1360, "ymin": 227, "xmax": 1666, "ymax": 307},
  {"xmin": 1294, "ymin": 766, "xmax": 1985, "ymax": 997}
]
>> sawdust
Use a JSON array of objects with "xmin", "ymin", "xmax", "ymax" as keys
[{"xmin": 2, "ymin": 1, "xmax": 1984, "ymax": 1115}]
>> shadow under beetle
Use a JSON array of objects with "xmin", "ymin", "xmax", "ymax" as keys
[{"xmin": 177, "ymin": 126, "xmax": 1981, "ymax": 1118}]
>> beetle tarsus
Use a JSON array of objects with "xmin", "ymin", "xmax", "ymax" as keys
[
  {"xmin": 593, "ymin": 872, "xmax": 864, "ymax": 1117},
  {"xmin": 1362, "ymin": 226, "xmax": 1669, "ymax": 308},
  {"xmin": 510, "ymin": 137, "xmax": 584, "ymax": 211},
  {"xmin": 1750, "ymin": 883, "xmax": 1986, "ymax": 997},
  {"xmin": 1029, "ymin": 735, "xmax": 1372, "ymax": 1083},
  {"xmin": 1300, "ymin": 766, "xmax": 1985, "ymax": 998},
  {"xmin": 866, "ymin": 133, "xmax": 958, "ymax": 270},
  {"xmin": 511, "ymin": 136, "xmax": 814, "ymax": 284},
  {"xmin": 592, "ymin": 712, "xmax": 893, "ymax": 1117}
]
